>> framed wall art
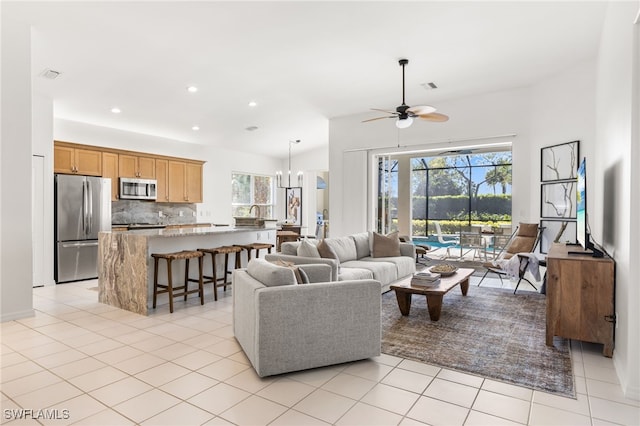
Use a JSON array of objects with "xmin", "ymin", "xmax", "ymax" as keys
[
  {"xmin": 285, "ymin": 187, "xmax": 302, "ymax": 226},
  {"xmin": 540, "ymin": 140, "xmax": 579, "ymax": 182},
  {"xmin": 539, "ymin": 220, "xmax": 577, "ymax": 254},
  {"xmin": 540, "ymin": 181, "xmax": 576, "ymax": 219}
]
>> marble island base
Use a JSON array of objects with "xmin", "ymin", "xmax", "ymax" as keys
[{"xmin": 98, "ymin": 226, "xmax": 276, "ymax": 315}]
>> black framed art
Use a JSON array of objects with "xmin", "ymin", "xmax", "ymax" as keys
[
  {"xmin": 540, "ymin": 220, "xmax": 577, "ymax": 254},
  {"xmin": 540, "ymin": 140, "xmax": 579, "ymax": 182},
  {"xmin": 285, "ymin": 187, "xmax": 302, "ymax": 226},
  {"xmin": 540, "ymin": 181, "xmax": 576, "ymax": 219}
]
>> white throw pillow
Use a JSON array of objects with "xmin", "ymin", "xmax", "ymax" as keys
[{"xmin": 297, "ymin": 238, "xmax": 321, "ymax": 258}]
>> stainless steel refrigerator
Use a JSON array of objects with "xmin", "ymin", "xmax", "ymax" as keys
[{"xmin": 55, "ymin": 174, "xmax": 111, "ymax": 283}]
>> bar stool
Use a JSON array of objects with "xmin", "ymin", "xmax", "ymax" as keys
[
  {"xmin": 151, "ymin": 250, "xmax": 204, "ymax": 313},
  {"xmin": 234, "ymin": 242, "xmax": 274, "ymax": 266},
  {"xmin": 198, "ymin": 246, "xmax": 242, "ymax": 300}
]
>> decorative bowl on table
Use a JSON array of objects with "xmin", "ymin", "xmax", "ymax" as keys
[{"xmin": 429, "ymin": 263, "xmax": 458, "ymax": 276}]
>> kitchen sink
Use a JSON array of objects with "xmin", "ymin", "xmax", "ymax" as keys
[{"xmin": 233, "ymin": 217, "xmax": 265, "ymax": 228}]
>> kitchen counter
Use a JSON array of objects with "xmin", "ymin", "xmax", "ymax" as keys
[{"xmin": 98, "ymin": 226, "xmax": 276, "ymax": 315}]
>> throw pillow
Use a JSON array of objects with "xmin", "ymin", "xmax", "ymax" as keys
[
  {"xmin": 297, "ymin": 238, "xmax": 321, "ymax": 258},
  {"xmin": 247, "ymin": 259, "xmax": 297, "ymax": 287},
  {"xmin": 518, "ymin": 222, "xmax": 539, "ymax": 237},
  {"xmin": 317, "ymin": 239, "xmax": 340, "ymax": 264},
  {"xmin": 372, "ymin": 231, "xmax": 401, "ymax": 258},
  {"xmin": 268, "ymin": 259, "xmax": 309, "ymax": 284}
]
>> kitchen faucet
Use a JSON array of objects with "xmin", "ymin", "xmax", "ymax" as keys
[{"xmin": 249, "ymin": 204, "xmax": 261, "ymax": 218}]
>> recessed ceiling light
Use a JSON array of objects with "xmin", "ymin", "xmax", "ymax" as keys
[
  {"xmin": 111, "ymin": 107, "xmax": 121, "ymax": 114},
  {"xmin": 248, "ymin": 101, "xmax": 257, "ymax": 107},
  {"xmin": 187, "ymin": 86, "xmax": 198, "ymax": 93},
  {"xmin": 192, "ymin": 125, "xmax": 200, "ymax": 131}
]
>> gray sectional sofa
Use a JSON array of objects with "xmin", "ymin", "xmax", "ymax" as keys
[
  {"xmin": 233, "ymin": 260, "xmax": 381, "ymax": 377},
  {"xmin": 264, "ymin": 232, "xmax": 416, "ymax": 293}
]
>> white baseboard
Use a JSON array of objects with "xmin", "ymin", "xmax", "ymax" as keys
[{"xmin": 1, "ymin": 309, "xmax": 35, "ymax": 323}]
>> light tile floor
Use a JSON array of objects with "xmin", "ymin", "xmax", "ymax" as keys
[{"xmin": 1, "ymin": 275, "xmax": 638, "ymax": 426}]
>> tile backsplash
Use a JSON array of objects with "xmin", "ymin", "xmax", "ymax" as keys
[{"xmin": 112, "ymin": 200, "xmax": 197, "ymax": 225}]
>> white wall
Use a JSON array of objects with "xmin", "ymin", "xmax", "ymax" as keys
[
  {"xmin": 594, "ymin": 0, "xmax": 639, "ymax": 400},
  {"xmin": 33, "ymin": 95, "xmax": 54, "ymax": 287},
  {"xmin": 1, "ymin": 16, "xmax": 34, "ymax": 321}
]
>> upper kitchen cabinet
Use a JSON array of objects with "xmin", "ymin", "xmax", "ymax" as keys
[
  {"xmin": 155, "ymin": 159, "xmax": 170, "ymax": 202},
  {"xmin": 186, "ymin": 162, "xmax": 203, "ymax": 203},
  {"xmin": 102, "ymin": 152, "xmax": 119, "ymax": 201},
  {"xmin": 119, "ymin": 154, "xmax": 155, "ymax": 179},
  {"xmin": 167, "ymin": 161, "xmax": 203, "ymax": 203},
  {"xmin": 54, "ymin": 144, "xmax": 102, "ymax": 176}
]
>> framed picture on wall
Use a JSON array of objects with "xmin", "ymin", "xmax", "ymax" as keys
[
  {"xmin": 285, "ymin": 187, "xmax": 302, "ymax": 226},
  {"xmin": 540, "ymin": 181, "xmax": 576, "ymax": 219},
  {"xmin": 540, "ymin": 220, "xmax": 577, "ymax": 254},
  {"xmin": 540, "ymin": 140, "xmax": 579, "ymax": 182}
]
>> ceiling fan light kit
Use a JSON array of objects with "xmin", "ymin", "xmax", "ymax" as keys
[{"xmin": 365, "ymin": 58, "xmax": 449, "ymax": 128}]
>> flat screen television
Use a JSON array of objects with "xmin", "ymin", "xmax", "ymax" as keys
[{"xmin": 571, "ymin": 158, "xmax": 603, "ymax": 257}]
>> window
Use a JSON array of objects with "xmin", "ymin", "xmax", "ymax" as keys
[
  {"xmin": 411, "ymin": 152, "xmax": 512, "ymax": 236},
  {"xmin": 231, "ymin": 173, "xmax": 274, "ymax": 218}
]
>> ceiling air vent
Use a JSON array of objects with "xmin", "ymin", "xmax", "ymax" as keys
[
  {"xmin": 40, "ymin": 69, "xmax": 61, "ymax": 79},
  {"xmin": 245, "ymin": 126, "xmax": 259, "ymax": 132},
  {"xmin": 421, "ymin": 82, "xmax": 438, "ymax": 90}
]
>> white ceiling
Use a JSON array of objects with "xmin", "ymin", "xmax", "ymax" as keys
[{"xmin": 6, "ymin": 1, "xmax": 608, "ymax": 158}]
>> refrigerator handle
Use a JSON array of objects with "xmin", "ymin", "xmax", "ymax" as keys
[
  {"xmin": 87, "ymin": 179, "xmax": 93, "ymax": 234},
  {"xmin": 82, "ymin": 180, "xmax": 87, "ymax": 236}
]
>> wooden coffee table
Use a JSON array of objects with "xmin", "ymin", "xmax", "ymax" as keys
[{"xmin": 390, "ymin": 268, "xmax": 474, "ymax": 321}]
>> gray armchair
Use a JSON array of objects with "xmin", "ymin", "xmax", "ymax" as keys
[{"xmin": 233, "ymin": 259, "xmax": 381, "ymax": 377}]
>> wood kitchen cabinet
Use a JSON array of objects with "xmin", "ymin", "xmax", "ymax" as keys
[
  {"xmin": 54, "ymin": 144, "xmax": 102, "ymax": 176},
  {"xmin": 102, "ymin": 152, "xmax": 119, "ymax": 201},
  {"xmin": 167, "ymin": 161, "xmax": 203, "ymax": 203},
  {"xmin": 546, "ymin": 243, "xmax": 615, "ymax": 357},
  {"xmin": 119, "ymin": 154, "xmax": 156, "ymax": 179},
  {"xmin": 155, "ymin": 159, "xmax": 170, "ymax": 202},
  {"xmin": 186, "ymin": 162, "xmax": 203, "ymax": 203},
  {"xmin": 53, "ymin": 141, "xmax": 204, "ymax": 203}
]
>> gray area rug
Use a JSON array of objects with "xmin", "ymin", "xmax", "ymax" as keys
[{"xmin": 381, "ymin": 285, "xmax": 575, "ymax": 397}]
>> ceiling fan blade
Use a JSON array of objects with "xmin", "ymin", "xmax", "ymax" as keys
[
  {"xmin": 407, "ymin": 105, "xmax": 436, "ymax": 115},
  {"xmin": 371, "ymin": 108, "xmax": 398, "ymax": 115},
  {"xmin": 362, "ymin": 116, "xmax": 396, "ymax": 123},
  {"xmin": 418, "ymin": 112, "xmax": 450, "ymax": 122}
]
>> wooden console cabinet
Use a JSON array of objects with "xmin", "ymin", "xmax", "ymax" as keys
[{"xmin": 546, "ymin": 243, "xmax": 615, "ymax": 357}]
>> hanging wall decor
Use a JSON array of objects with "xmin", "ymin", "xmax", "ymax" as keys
[
  {"xmin": 541, "ymin": 140, "xmax": 579, "ymax": 182},
  {"xmin": 539, "ymin": 140, "xmax": 579, "ymax": 254},
  {"xmin": 285, "ymin": 187, "xmax": 302, "ymax": 226}
]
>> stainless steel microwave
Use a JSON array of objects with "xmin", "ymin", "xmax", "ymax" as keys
[{"xmin": 119, "ymin": 178, "xmax": 157, "ymax": 200}]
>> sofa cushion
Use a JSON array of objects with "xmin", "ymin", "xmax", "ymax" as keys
[
  {"xmin": 317, "ymin": 238, "xmax": 340, "ymax": 261},
  {"xmin": 364, "ymin": 256, "xmax": 415, "ymax": 280},
  {"xmin": 297, "ymin": 238, "xmax": 320, "ymax": 258},
  {"xmin": 351, "ymin": 232, "xmax": 371, "ymax": 259},
  {"xmin": 325, "ymin": 236, "xmax": 358, "ymax": 262},
  {"xmin": 372, "ymin": 231, "xmax": 401, "ymax": 258},
  {"xmin": 341, "ymin": 260, "xmax": 398, "ymax": 284},
  {"xmin": 247, "ymin": 259, "xmax": 297, "ymax": 287},
  {"xmin": 338, "ymin": 267, "xmax": 374, "ymax": 281},
  {"xmin": 280, "ymin": 242, "xmax": 300, "ymax": 256},
  {"xmin": 268, "ymin": 259, "xmax": 310, "ymax": 284}
]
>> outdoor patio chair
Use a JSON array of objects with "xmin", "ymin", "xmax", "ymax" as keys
[
  {"xmin": 459, "ymin": 227, "xmax": 486, "ymax": 261},
  {"xmin": 477, "ymin": 223, "xmax": 544, "ymax": 294},
  {"xmin": 433, "ymin": 222, "xmax": 459, "ymax": 259},
  {"xmin": 399, "ymin": 235, "xmax": 433, "ymax": 263}
]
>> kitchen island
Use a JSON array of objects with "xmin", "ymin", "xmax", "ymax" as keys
[{"xmin": 98, "ymin": 226, "xmax": 275, "ymax": 315}]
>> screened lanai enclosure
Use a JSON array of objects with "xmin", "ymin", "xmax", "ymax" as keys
[{"xmin": 376, "ymin": 150, "xmax": 513, "ymax": 245}]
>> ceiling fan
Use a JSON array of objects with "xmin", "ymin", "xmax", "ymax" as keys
[{"xmin": 363, "ymin": 59, "xmax": 449, "ymax": 128}]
